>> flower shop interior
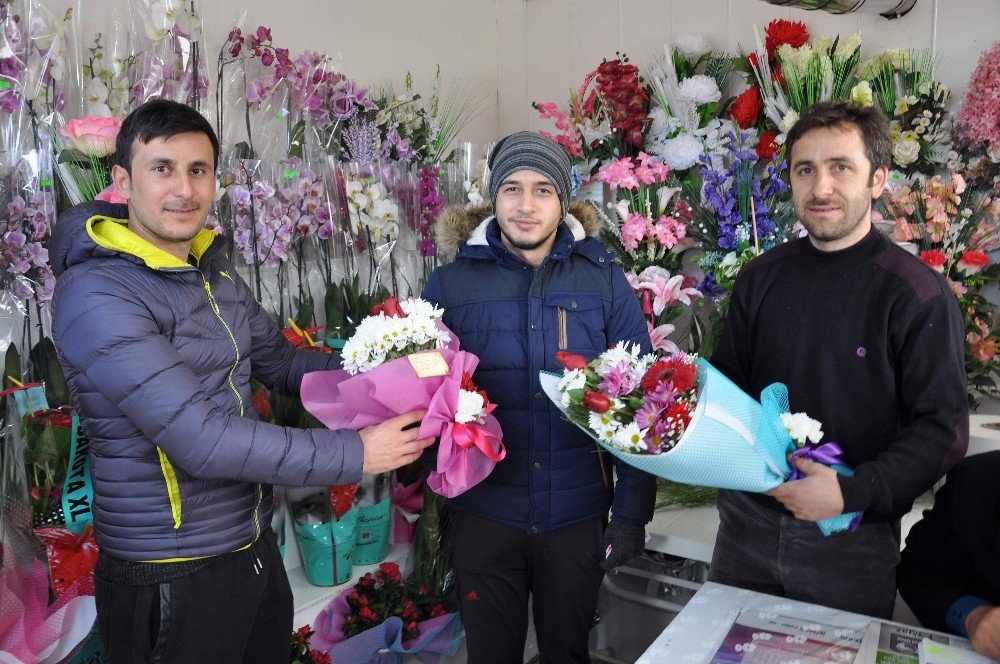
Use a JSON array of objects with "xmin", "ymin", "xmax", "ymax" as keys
[{"xmin": 3, "ymin": 0, "xmax": 1000, "ymax": 662}]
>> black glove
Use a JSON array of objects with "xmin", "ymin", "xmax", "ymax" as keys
[{"xmin": 600, "ymin": 519, "xmax": 646, "ymax": 572}]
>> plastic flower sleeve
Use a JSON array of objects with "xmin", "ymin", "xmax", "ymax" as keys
[{"xmin": 127, "ymin": 0, "xmax": 208, "ymax": 111}]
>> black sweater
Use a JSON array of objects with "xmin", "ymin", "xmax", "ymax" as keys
[
  {"xmin": 711, "ymin": 227, "xmax": 969, "ymax": 520},
  {"xmin": 897, "ymin": 451, "xmax": 1000, "ymax": 635}
]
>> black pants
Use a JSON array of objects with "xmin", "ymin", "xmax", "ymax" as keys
[
  {"xmin": 451, "ymin": 512, "xmax": 604, "ymax": 664},
  {"xmin": 95, "ymin": 528, "xmax": 292, "ymax": 664},
  {"xmin": 709, "ymin": 489, "xmax": 901, "ymax": 619}
]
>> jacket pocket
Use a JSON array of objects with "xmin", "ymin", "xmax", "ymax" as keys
[
  {"xmin": 544, "ymin": 292, "xmax": 605, "ymax": 355},
  {"xmin": 156, "ymin": 447, "xmax": 182, "ymax": 530}
]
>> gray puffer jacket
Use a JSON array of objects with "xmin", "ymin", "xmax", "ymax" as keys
[{"xmin": 50, "ymin": 201, "xmax": 362, "ymax": 562}]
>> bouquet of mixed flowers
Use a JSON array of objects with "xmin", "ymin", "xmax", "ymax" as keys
[
  {"xmin": 881, "ymin": 173, "xmax": 1000, "ymax": 404},
  {"xmin": 301, "ymin": 296, "xmax": 505, "ymax": 497},
  {"xmin": 307, "ymin": 561, "xmax": 462, "ymax": 662},
  {"xmin": 533, "ymin": 53, "xmax": 651, "ymax": 176},
  {"xmin": 540, "ymin": 346, "xmax": 861, "ymax": 535},
  {"xmin": 859, "ymin": 49, "xmax": 953, "ymax": 178}
]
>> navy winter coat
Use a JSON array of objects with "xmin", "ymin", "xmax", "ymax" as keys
[
  {"xmin": 423, "ymin": 203, "xmax": 657, "ymax": 533},
  {"xmin": 50, "ymin": 201, "xmax": 363, "ymax": 561}
]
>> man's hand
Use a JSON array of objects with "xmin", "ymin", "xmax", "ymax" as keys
[
  {"xmin": 765, "ymin": 457, "xmax": 844, "ymax": 522},
  {"xmin": 359, "ymin": 410, "xmax": 434, "ymax": 474},
  {"xmin": 966, "ymin": 605, "xmax": 1000, "ymax": 659}
]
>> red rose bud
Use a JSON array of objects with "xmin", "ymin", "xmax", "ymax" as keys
[
  {"xmin": 371, "ymin": 296, "xmax": 405, "ymax": 318},
  {"xmin": 556, "ymin": 351, "xmax": 588, "ymax": 371},
  {"xmin": 583, "ymin": 391, "xmax": 612, "ymax": 414}
]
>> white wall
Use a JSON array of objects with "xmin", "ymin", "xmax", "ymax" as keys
[{"xmin": 496, "ymin": 0, "xmax": 1000, "ymax": 138}]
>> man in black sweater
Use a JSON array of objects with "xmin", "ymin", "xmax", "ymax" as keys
[
  {"xmin": 898, "ymin": 451, "xmax": 1000, "ymax": 659},
  {"xmin": 708, "ymin": 101, "xmax": 969, "ymax": 618}
]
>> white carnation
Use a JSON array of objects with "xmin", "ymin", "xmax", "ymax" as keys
[
  {"xmin": 780, "ymin": 412, "xmax": 824, "ymax": 446},
  {"xmin": 677, "ymin": 75, "xmax": 721, "ymax": 106},
  {"xmin": 656, "ymin": 132, "xmax": 704, "ymax": 170},
  {"xmin": 674, "ymin": 34, "xmax": 712, "ymax": 61},
  {"xmin": 456, "ymin": 389, "xmax": 486, "ymax": 424}
]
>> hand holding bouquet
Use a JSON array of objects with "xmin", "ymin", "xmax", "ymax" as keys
[
  {"xmin": 302, "ymin": 296, "xmax": 505, "ymax": 497},
  {"xmin": 542, "ymin": 347, "xmax": 861, "ymax": 535}
]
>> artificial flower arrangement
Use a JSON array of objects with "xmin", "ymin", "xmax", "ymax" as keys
[
  {"xmin": 882, "ymin": 173, "xmax": 1000, "ymax": 404},
  {"xmin": 301, "ymin": 296, "xmax": 506, "ymax": 498},
  {"xmin": 684, "ymin": 131, "xmax": 797, "ymax": 354},
  {"xmin": 533, "ymin": 53, "xmax": 651, "ymax": 176},
  {"xmin": 955, "ymin": 40, "xmax": 1000, "ymax": 192},
  {"xmin": 306, "ymin": 561, "xmax": 462, "ymax": 662},
  {"xmin": 859, "ymin": 49, "xmax": 954, "ymax": 177},
  {"xmin": 645, "ymin": 35, "xmax": 741, "ymax": 176},
  {"xmin": 586, "ymin": 151, "xmax": 703, "ymax": 354},
  {"xmin": 51, "ymin": 115, "xmax": 122, "ymax": 205},
  {"xmin": 541, "ymin": 345, "xmax": 861, "ymax": 535}
]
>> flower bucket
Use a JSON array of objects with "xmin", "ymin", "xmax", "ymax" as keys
[
  {"xmin": 295, "ymin": 508, "xmax": 358, "ymax": 586},
  {"xmin": 353, "ymin": 497, "xmax": 391, "ymax": 566}
]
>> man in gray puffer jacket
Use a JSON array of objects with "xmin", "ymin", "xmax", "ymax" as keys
[{"xmin": 50, "ymin": 99, "xmax": 431, "ymax": 663}]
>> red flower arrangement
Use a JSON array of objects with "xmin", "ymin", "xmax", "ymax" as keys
[
  {"xmin": 289, "ymin": 625, "xmax": 331, "ymax": 664},
  {"xmin": 595, "ymin": 55, "xmax": 649, "ymax": 147},
  {"xmin": 764, "ymin": 18, "xmax": 810, "ymax": 59},
  {"xmin": 342, "ymin": 562, "xmax": 448, "ymax": 642},
  {"xmin": 729, "ymin": 86, "xmax": 763, "ymax": 130}
]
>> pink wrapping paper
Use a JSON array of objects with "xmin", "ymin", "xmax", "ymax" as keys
[
  {"xmin": 301, "ymin": 349, "xmax": 505, "ymax": 498},
  {"xmin": 392, "ymin": 478, "xmax": 424, "ymax": 545}
]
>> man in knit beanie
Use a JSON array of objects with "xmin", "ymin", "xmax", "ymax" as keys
[{"xmin": 422, "ymin": 131, "xmax": 656, "ymax": 662}]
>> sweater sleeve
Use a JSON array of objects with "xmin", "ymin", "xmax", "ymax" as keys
[
  {"xmin": 897, "ymin": 469, "xmax": 985, "ymax": 635},
  {"xmin": 53, "ymin": 272, "xmax": 363, "ymax": 487},
  {"xmin": 607, "ymin": 266, "xmax": 657, "ymax": 525},
  {"xmin": 838, "ymin": 289, "xmax": 969, "ymax": 515}
]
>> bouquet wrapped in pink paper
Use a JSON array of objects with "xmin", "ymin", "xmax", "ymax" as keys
[{"xmin": 301, "ymin": 297, "xmax": 506, "ymax": 498}]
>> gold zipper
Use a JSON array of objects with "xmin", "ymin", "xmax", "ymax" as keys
[{"xmin": 202, "ymin": 275, "xmax": 262, "ymax": 538}]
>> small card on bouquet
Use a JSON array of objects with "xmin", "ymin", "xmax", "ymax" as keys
[{"xmin": 407, "ymin": 351, "xmax": 450, "ymax": 378}]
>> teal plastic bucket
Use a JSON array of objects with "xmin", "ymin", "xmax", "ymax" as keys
[
  {"xmin": 353, "ymin": 497, "xmax": 391, "ymax": 565},
  {"xmin": 295, "ymin": 508, "xmax": 358, "ymax": 586}
]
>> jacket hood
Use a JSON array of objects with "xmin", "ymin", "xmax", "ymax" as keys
[
  {"xmin": 49, "ymin": 200, "xmax": 218, "ymax": 277},
  {"xmin": 434, "ymin": 200, "xmax": 601, "ymax": 256}
]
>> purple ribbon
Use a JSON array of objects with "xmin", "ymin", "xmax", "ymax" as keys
[
  {"xmin": 788, "ymin": 441, "xmax": 847, "ymax": 480},
  {"xmin": 788, "ymin": 441, "xmax": 864, "ymax": 532}
]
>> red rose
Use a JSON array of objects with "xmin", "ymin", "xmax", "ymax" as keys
[
  {"xmin": 371, "ymin": 296, "xmax": 405, "ymax": 318},
  {"xmin": 729, "ymin": 86, "xmax": 762, "ymax": 130},
  {"xmin": 556, "ymin": 351, "xmax": 588, "ymax": 371},
  {"xmin": 919, "ymin": 249, "xmax": 947, "ymax": 273},
  {"xmin": 313, "ymin": 653, "xmax": 331, "ymax": 664},
  {"xmin": 756, "ymin": 129, "xmax": 780, "ymax": 161},
  {"xmin": 765, "ymin": 19, "xmax": 809, "ymax": 59},
  {"xmin": 583, "ymin": 391, "xmax": 612, "ymax": 414}
]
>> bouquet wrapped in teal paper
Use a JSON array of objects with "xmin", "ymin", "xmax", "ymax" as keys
[{"xmin": 540, "ymin": 346, "xmax": 861, "ymax": 535}]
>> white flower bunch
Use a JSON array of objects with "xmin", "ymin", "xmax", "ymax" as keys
[
  {"xmin": 456, "ymin": 389, "xmax": 487, "ymax": 424},
  {"xmin": 674, "ymin": 34, "xmax": 712, "ymax": 61},
  {"xmin": 677, "ymin": 75, "xmax": 721, "ymax": 106},
  {"xmin": 780, "ymin": 412, "xmax": 824, "ymax": 447},
  {"xmin": 346, "ymin": 176, "xmax": 400, "ymax": 243},
  {"xmin": 341, "ymin": 298, "xmax": 451, "ymax": 374},
  {"xmin": 593, "ymin": 341, "xmax": 655, "ymax": 379}
]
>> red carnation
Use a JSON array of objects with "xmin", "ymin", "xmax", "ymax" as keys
[
  {"xmin": 641, "ymin": 357, "xmax": 696, "ymax": 393},
  {"xmin": 556, "ymin": 351, "xmax": 588, "ymax": 371},
  {"xmin": 756, "ymin": 129, "xmax": 780, "ymax": 161},
  {"xmin": 371, "ymin": 296, "xmax": 405, "ymax": 318},
  {"xmin": 919, "ymin": 249, "xmax": 947, "ymax": 273},
  {"xmin": 729, "ymin": 86, "xmax": 762, "ymax": 130},
  {"xmin": 583, "ymin": 391, "xmax": 612, "ymax": 414},
  {"xmin": 958, "ymin": 250, "xmax": 990, "ymax": 275},
  {"xmin": 664, "ymin": 402, "xmax": 692, "ymax": 430},
  {"xmin": 765, "ymin": 19, "xmax": 809, "ymax": 59}
]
